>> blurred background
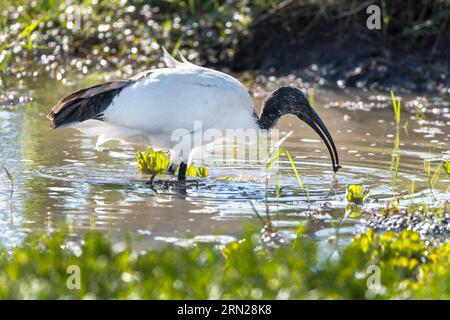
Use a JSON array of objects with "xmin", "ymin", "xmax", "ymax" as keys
[{"xmin": 1, "ymin": 0, "xmax": 449, "ymax": 93}]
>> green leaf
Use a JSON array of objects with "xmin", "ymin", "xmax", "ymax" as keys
[
  {"xmin": 266, "ymin": 147, "xmax": 309, "ymax": 201},
  {"xmin": 266, "ymin": 148, "xmax": 284, "ymax": 168},
  {"xmin": 3, "ymin": 166, "xmax": 13, "ymax": 187},
  {"xmin": 443, "ymin": 160, "xmax": 450, "ymax": 177},
  {"xmin": 284, "ymin": 149, "xmax": 310, "ymax": 202},
  {"xmin": 196, "ymin": 166, "xmax": 209, "ymax": 178},
  {"xmin": 345, "ymin": 204, "xmax": 361, "ymax": 218},
  {"xmin": 390, "ymin": 90, "xmax": 401, "ymax": 125},
  {"xmin": 135, "ymin": 149, "xmax": 170, "ymax": 176},
  {"xmin": 186, "ymin": 165, "xmax": 197, "ymax": 177},
  {"xmin": 346, "ymin": 184, "xmax": 368, "ymax": 205}
]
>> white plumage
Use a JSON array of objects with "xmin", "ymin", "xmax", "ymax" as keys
[{"xmin": 71, "ymin": 49, "xmax": 258, "ymax": 165}]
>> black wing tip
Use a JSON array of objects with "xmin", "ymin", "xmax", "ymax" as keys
[{"xmin": 47, "ymin": 80, "xmax": 130, "ymax": 129}]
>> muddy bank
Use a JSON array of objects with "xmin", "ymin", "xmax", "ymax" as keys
[{"xmin": 230, "ymin": 1, "xmax": 450, "ymax": 94}]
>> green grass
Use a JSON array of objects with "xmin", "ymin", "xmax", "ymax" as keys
[
  {"xmin": 390, "ymin": 90, "xmax": 401, "ymax": 126},
  {"xmin": 267, "ymin": 148, "xmax": 310, "ymax": 202},
  {"xmin": 1, "ymin": 227, "xmax": 450, "ymax": 299},
  {"xmin": 423, "ymin": 159, "xmax": 442, "ymax": 197},
  {"xmin": 346, "ymin": 184, "xmax": 369, "ymax": 205},
  {"xmin": 0, "ymin": 0, "xmax": 277, "ymax": 75}
]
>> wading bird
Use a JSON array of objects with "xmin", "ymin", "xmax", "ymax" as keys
[{"xmin": 48, "ymin": 48, "xmax": 341, "ymax": 180}]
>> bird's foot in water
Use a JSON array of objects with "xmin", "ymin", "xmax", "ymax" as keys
[{"xmin": 145, "ymin": 178, "xmax": 199, "ymax": 188}]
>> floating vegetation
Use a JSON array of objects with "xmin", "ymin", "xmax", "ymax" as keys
[
  {"xmin": 135, "ymin": 149, "xmax": 208, "ymax": 182},
  {"xmin": 136, "ymin": 150, "xmax": 171, "ymax": 182},
  {"xmin": 346, "ymin": 184, "xmax": 368, "ymax": 205},
  {"xmin": 185, "ymin": 165, "xmax": 209, "ymax": 178},
  {"xmin": 344, "ymin": 184, "xmax": 369, "ymax": 218}
]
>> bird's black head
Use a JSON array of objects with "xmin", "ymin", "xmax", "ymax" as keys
[{"xmin": 259, "ymin": 86, "xmax": 341, "ymax": 172}]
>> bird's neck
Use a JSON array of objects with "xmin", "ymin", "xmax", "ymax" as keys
[{"xmin": 258, "ymin": 102, "xmax": 282, "ymax": 131}]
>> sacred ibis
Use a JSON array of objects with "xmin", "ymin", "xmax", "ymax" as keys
[{"xmin": 48, "ymin": 48, "xmax": 341, "ymax": 180}]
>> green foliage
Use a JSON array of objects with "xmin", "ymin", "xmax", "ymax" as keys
[
  {"xmin": 267, "ymin": 148, "xmax": 310, "ymax": 201},
  {"xmin": 136, "ymin": 150, "xmax": 170, "ymax": 181},
  {"xmin": 135, "ymin": 149, "xmax": 208, "ymax": 180},
  {"xmin": 442, "ymin": 160, "xmax": 450, "ymax": 177},
  {"xmin": 183, "ymin": 165, "xmax": 209, "ymax": 178},
  {"xmin": 423, "ymin": 159, "xmax": 442, "ymax": 193},
  {"xmin": 390, "ymin": 90, "xmax": 401, "ymax": 126},
  {"xmin": 1, "ymin": 228, "xmax": 450, "ymax": 299},
  {"xmin": 345, "ymin": 184, "xmax": 369, "ymax": 218},
  {"xmin": 346, "ymin": 184, "xmax": 368, "ymax": 205},
  {"xmin": 196, "ymin": 166, "xmax": 209, "ymax": 178},
  {"xmin": 0, "ymin": 0, "xmax": 277, "ymax": 74}
]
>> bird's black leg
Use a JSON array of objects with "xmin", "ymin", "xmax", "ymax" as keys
[{"xmin": 178, "ymin": 162, "xmax": 187, "ymax": 181}]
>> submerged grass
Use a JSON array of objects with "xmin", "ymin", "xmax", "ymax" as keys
[{"xmin": 2, "ymin": 227, "xmax": 450, "ymax": 299}]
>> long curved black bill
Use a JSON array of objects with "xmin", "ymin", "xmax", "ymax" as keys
[{"xmin": 300, "ymin": 108, "xmax": 341, "ymax": 172}]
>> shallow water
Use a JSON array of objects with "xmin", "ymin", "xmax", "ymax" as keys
[{"xmin": 0, "ymin": 74, "xmax": 449, "ymax": 251}]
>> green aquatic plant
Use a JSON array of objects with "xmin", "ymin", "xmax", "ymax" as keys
[
  {"xmin": 136, "ymin": 149, "xmax": 208, "ymax": 181},
  {"xmin": 391, "ymin": 153, "xmax": 401, "ymax": 197},
  {"xmin": 184, "ymin": 164, "xmax": 209, "ymax": 178},
  {"xmin": 409, "ymin": 177, "xmax": 415, "ymax": 195},
  {"xmin": 346, "ymin": 184, "xmax": 369, "ymax": 205},
  {"xmin": 442, "ymin": 160, "xmax": 450, "ymax": 177},
  {"xmin": 136, "ymin": 150, "xmax": 171, "ymax": 182},
  {"xmin": 381, "ymin": 200, "xmax": 401, "ymax": 216},
  {"xmin": 267, "ymin": 148, "xmax": 310, "ymax": 202},
  {"xmin": 344, "ymin": 184, "xmax": 370, "ymax": 219},
  {"xmin": 196, "ymin": 166, "xmax": 209, "ymax": 178},
  {"xmin": 423, "ymin": 159, "xmax": 442, "ymax": 195},
  {"xmin": 390, "ymin": 90, "xmax": 401, "ymax": 126},
  {"xmin": 389, "ymin": 91, "xmax": 402, "ymax": 198}
]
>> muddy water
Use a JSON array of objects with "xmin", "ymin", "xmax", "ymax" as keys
[{"xmin": 0, "ymin": 75, "xmax": 449, "ymax": 250}]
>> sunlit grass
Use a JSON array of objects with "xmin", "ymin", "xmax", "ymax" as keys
[
  {"xmin": 390, "ymin": 90, "xmax": 401, "ymax": 198},
  {"xmin": 423, "ymin": 159, "xmax": 442, "ymax": 197},
  {"xmin": 1, "ymin": 227, "xmax": 450, "ymax": 299},
  {"xmin": 390, "ymin": 90, "xmax": 401, "ymax": 126}
]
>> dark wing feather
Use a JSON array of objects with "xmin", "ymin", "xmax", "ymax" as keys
[{"xmin": 47, "ymin": 80, "xmax": 131, "ymax": 128}]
